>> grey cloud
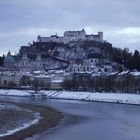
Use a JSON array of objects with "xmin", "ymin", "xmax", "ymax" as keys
[{"xmin": 0, "ymin": 0, "xmax": 140, "ymax": 55}]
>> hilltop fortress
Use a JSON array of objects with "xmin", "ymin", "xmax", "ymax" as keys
[
  {"xmin": 4, "ymin": 29, "xmax": 105, "ymax": 72},
  {"xmin": 37, "ymin": 29, "xmax": 103, "ymax": 44}
]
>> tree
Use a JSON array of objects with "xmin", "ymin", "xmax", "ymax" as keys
[
  {"xmin": 133, "ymin": 50, "xmax": 140, "ymax": 70},
  {"xmin": 0, "ymin": 55, "xmax": 4, "ymax": 66},
  {"xmin": 62, "ymin": 79, "xmax": 75, "ymax": 90},
  {"xmin": 128, "ymin": 50, "xmax": 140, "ymax": 70},
  {"xmin": 19, "ymin": 75, "xmax": 31, "ymax": 86}
]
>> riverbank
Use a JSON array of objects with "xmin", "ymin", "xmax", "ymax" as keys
[
  {"xmin": 0, "ymin": 101, "xmax": 63, "ymax": 140},
  {"xmin": 0, "ymin": 89, "xmax": 140, "ymax": 106}
]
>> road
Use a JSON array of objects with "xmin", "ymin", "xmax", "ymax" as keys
[{"xmin": 0, "ymin": 96, "xmax": 140, "ymax": 140}]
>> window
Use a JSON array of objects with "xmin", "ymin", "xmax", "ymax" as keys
[
  {"xmin": 4, "ymin": 80, "xmax": 7, "ymax": 85},
  {"xmin": 105, "ymin": 68, "xmax": 107, "ymax": 72},
  {"xmin": 83, "ymin": 67, "xmax": 86, "ymax": 71},
  {"xmin": 95, "ymin": 59, "xmax": 97, "ymax": 63}
]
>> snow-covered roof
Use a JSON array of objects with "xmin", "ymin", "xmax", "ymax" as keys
[
  {"xmin": 20, "ymin": 71, "xmax": 31, "ymax": 75},
  {"xmin": 106, "ymin": 72, "xmax": 118, "ymax": 76},
  {"xmin": 35, "ymin": 75, "xmax": 50, "ymax": 78},
  {"xmin": 33, "ymin": 71, "xmax": 41, "ymax": 74},
  {"xmin": 130, "ymin": 72, "xmax": 140, "ymax": 76},
  {"xmin": 51, "ymin": 80, "xmax": 63, "ymax": 83},
  {"xmin": 118, "ymin": 71, "xmax": 130, "ymax": 76},
  {"xmin": 55, "ymin": 70, "xmax": 64, "ymax": 74}
]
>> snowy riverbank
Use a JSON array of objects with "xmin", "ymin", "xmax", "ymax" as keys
[
  {"xmin": 0, "ymin": 102, "xmax": 41, "ymax": 137},
  {"xmin": 0, "ymin": 101, "xmax": 63, "ymax": 140},
  {"xmin": 1, "ymin": 89, "xmax": 140, "ymax": 105}
]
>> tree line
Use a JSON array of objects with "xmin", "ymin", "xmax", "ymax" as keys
[
  {"xmin": 63, "ymin": 73, "xmax": 140, "ymax": 93},
  {"xmin": 110, "ymin": 48, "xmax": 140, "ymax": 71}
]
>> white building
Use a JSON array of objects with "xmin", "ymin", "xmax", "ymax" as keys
[
  {"xmin": 37, "ymin": 29, "xmax": 103, "ymax": 44},
  {"xmin": 37, "ymin": 35, "xmax": 64, "ymax": 43},
  {"xmin": 67, "ymin": 58, "xmax": 100, "ymax": 73},
  {"xmin": 67, "ymin": 58, "xmax": 113, "ymax": 74},
  {"xmin": 16, "ymin": 53, "xmax": 48, "ymax": 72},
  {"xmin": 86, "ymin": 32, "xmax": 103, "ymax": 42},
  {"xmin": 63, "ymin": 29, "xmax": 86, "ymax": 43},
  {"xmin": 0, "ymin": 73, "xmax": 22, "ymax": 87}
]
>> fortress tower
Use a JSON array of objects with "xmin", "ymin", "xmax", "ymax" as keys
[{"xmin": 98, "ymin": 32, "xmax": 103, "ymax": 42}]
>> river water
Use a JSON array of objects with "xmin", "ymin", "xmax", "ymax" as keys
[{"xmin": 0, "ymin": 96, "xmax": 140, "ymax": 140}]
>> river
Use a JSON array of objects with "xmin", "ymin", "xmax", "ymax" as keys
[{"xmin": 0, "ymin": 96, "xmax": 140, "ymax": 140}]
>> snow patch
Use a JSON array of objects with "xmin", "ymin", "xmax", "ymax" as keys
[{"xmin": 0, "ymin": 112, "xmax": 41, "ymax": 137}]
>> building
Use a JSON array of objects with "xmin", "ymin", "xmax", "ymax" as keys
[
  {"xmin": 13, "ymin": 53, "xmax": 56, "ymax": 72},
  {"xmin": 34, "ymin": 75, "xmax": 51, "ymax": 89},
  {"xmin": 63, "ymin": 29, "xmax": 86, "ymax": 43},
  {"xmin": 16, "ymin": 53, "xmax": 47, "ymax": 72},
  {"xmin": 67, "ymin": 57, "xmax": 100, "ymax": 73},
  {"xmin": 66, "ymin": 57, "xmax": 114, "ymax": 74},
  {"xmin": 51, "ymin": 80, "xmax": 63, "ymax": 90},
  {"xmin": 37, "ymin": 29, "xmax": 103, "ymax": 44},
  {"xmin": 37, "ymin": 35, "xmax": 64, "ymax": 43},
  {"xmin": 4, "ymin": 51, "xmax": 16, "ymax": 69},
  {"xmin": 0, "ymin": 73, "xmax": 22, "ymax": 87}
]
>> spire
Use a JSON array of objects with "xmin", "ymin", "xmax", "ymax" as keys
[
  {"xmin": 81, "ymin": 29, "xmax": 86, "ymax": 35},
  {"xmin": 82, "ymin": 29, "xmax": 85, "ymax": 32},
  {"xmin": 7, "ymin": 50, "xmax": 11, "ymax": 56}
]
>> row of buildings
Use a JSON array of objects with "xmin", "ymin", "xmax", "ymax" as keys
[
  {"xmin": 0, "ymin": 67, "xmax": 140, "ymax": 91},
  {"xmin": 0, "ymin": 69, "xmax": 64, "ymax": 90},
  {"xmin": 4, "ymin": 50, "xmax": 114, "ymax": 73}
]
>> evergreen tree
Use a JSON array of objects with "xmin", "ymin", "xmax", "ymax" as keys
[
  {"xmin": 129, "ymin": 50, "xmax": 140, "ymax": 70},
  {"xmin": 0, "ymin": 56, "xmax": 4, "ymax": 66}
]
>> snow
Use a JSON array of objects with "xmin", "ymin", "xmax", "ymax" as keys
[
  {"xmin": 33, "ymin": 71, "xmax": 41, "ymax": 74},
  {"xmin": 55, "ymin": 70, "xmax": 64, "ymax": 74},
  {"xmin": 51, "ymin": 80, "xmax": 63, "ymax": 83},
  {"xmin": 42, "ymin": 91, "xmax": 140, "ymax": 105},
  {"xmin": 130, "ymin": 71, "xmax": 140, "ymax": 76},
  {"xmin": 0, "ymin": 112, "xmax": 40, "ymax": 137},
  {"xmin": 118, "ymin": 71, "xmax": 129, "ymax": 75},
  {"xmin": 35, "ymin": 75, "xmax": 50, "ymax": 78},
  {"xmin": 49, "ymin": 91, "xmax": 140, "ymax": 105},
  {"xmin": 0, "ymin": 90, "xmax": 30, "ymax": 97},
  {"xmin": 0, "ymin": 102, "xmax": 41, "ymax": 137},
  {"xmin": 0, "ymin": 89, "xmax": 140, "ymax": 105}
]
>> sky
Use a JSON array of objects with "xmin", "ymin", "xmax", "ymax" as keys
[{"xmin": 0, "ymin": 0, "xmax": 140, "ymax": 55}]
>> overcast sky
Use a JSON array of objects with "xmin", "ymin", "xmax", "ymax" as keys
[{"xmin": 0, "ymin": 0, "xmax": 140, "ymax": 55}]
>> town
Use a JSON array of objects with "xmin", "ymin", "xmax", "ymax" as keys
[
  {"xmin": 1, "ymin": 1, "xmax": 140, "ymax": 140},
  {"xmin": 0, "ymin": 29, "xmax": 140, "ymax": 92}
]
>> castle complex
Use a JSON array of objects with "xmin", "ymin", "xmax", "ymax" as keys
[
  {"xmin": 37, "ymin": 29, "xmax": 103, "ymax": 44},
  {"xmin": 4, "ymin": 29, "xmax": 104, "ymax": 73}
]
